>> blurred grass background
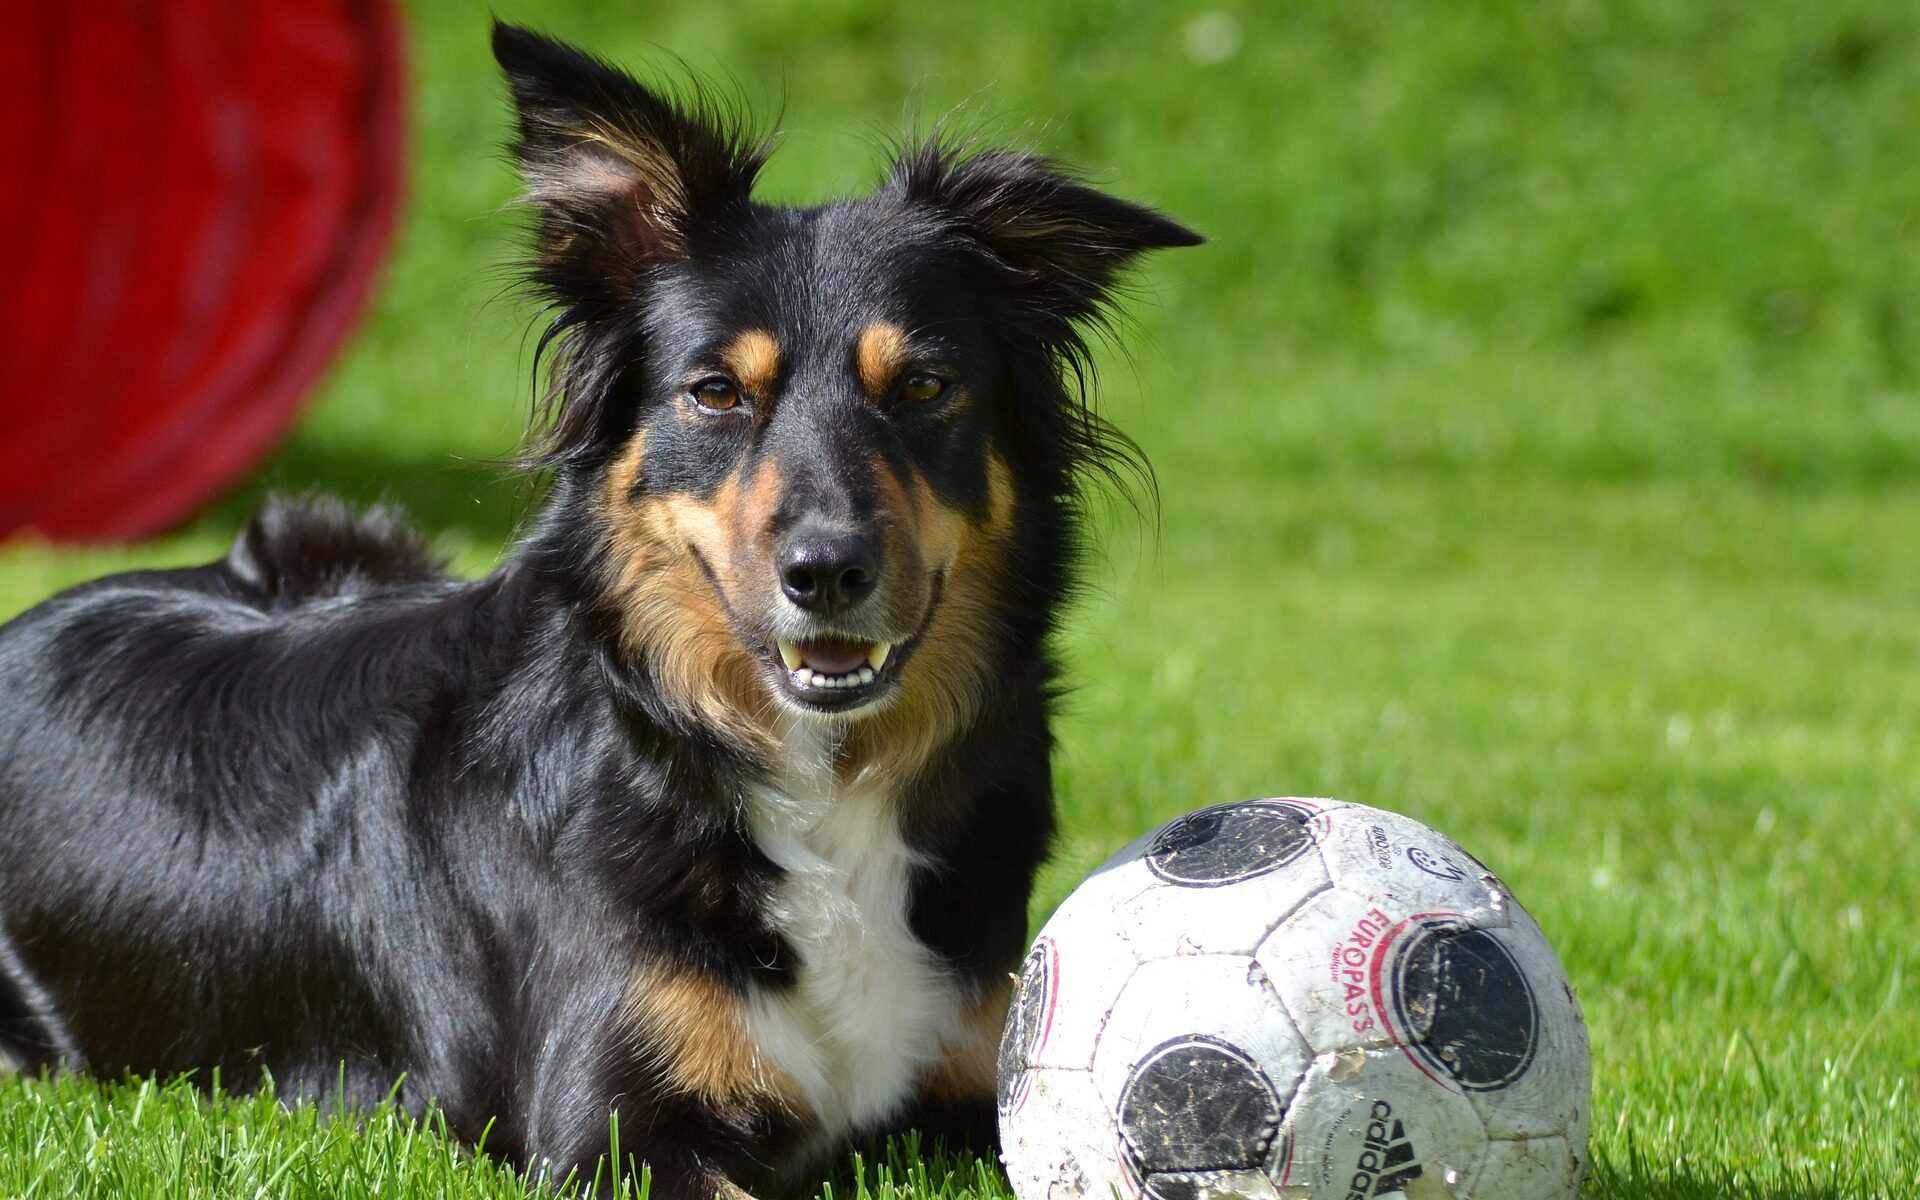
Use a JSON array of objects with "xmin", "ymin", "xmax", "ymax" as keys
[{"xmin": 4, "ymin": 0, "xmax": 1918, "ymax": 1195}]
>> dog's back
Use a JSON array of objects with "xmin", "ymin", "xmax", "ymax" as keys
[{"xmin": 0, "ymin": 498, "xmax": 501, "ymax": 1098}]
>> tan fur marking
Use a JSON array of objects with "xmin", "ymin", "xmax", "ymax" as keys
[
  {"xmin": 599, "ymin": 443, "xmax": 782, "ymax": 761},
  {"xmin": 840, "ymin": 452, "xmax": 1016, "ymax": 792},
  {"xmin": 623, "ymin": 966, "xmax": 808, "ymax": 1119},
  {"xmin": 606, "ymin": 431, "xmax": 648, "ymax": 499},
  {"xmin": 984, "ymin": 450, "xmax": 1016, "ymax": 537},
  {"xmin": 718, "ymin": 329, "xmax": 783, "ymax": 401},
  {"xmin": 856, "ymin": 322, "xmax": 913, "ymax": 400},
  {"xmin": 917, "ymin": 977, "xmax": 1014, "ymax": 1104}
]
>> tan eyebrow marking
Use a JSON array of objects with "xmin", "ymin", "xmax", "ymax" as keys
[
  {"xmin": 856, "ymin": 322, "xmax": 913, "ymax": 400},
  {"xmin": 716, "ymin": 329, "xmax": 782, "ymax": 400}
]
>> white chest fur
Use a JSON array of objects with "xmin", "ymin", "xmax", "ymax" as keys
[{"xmin": 743, "ymin": 726, "xmax": 958, "ymax": 1151}]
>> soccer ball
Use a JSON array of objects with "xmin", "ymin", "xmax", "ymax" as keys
[{"xmin": 996, "ymin": 798, "xmax": 1589, "ymax": 1200}]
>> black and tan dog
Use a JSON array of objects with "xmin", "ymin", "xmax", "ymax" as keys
[{"xmin": 0, "ymin": 23, "xmax": 1197, "ymax": 1196}]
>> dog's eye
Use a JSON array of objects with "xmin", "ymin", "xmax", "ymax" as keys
[
  {"xmin": 692, "ymin": 379, "xmax": 742, "ymax": 412},
  {"xmin": 898, "ymin": 372, "xmax": 947, "ymax": 404}
]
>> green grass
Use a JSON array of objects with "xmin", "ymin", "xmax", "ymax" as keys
[
  {"xmin": 5, "ymin": 0, "xmax": 1919, "ymax": 1195},
  {"xmin": 0, "ymin": 1073, "xmax": 605, "ymax": 1199}
]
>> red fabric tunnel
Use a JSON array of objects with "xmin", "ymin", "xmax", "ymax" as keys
[{"xmin": 0, "ymin": 0, "xmax": 405, "ymax": 542}]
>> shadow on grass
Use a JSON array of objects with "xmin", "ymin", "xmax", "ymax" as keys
[{"xmin": 208, "ymin": 437, "xmax": 537, "ymax": 557}]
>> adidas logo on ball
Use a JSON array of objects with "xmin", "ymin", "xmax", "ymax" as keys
[{"xmin": 1344, "ymin": 1099, "xmax": 1422, "ymax": 1199}]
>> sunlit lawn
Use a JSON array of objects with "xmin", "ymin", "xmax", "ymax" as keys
[{"xmin": 4, "ymin": 1, "xmax": 1918, "ymax": 1196}]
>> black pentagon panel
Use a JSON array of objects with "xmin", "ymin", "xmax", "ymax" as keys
[
  {"xmin": 1145, "ymin": 801, "xmax": 1317, "ymax": 887},
  {"xmin": 997, "ymin": 940, "xmax": 1056, "ymax": 1115},
  {"xmin": 1391, "ymin": 921, "xmax": 1539, "ymax": 1092},
  {"xmin": 1117, "ymin": 1034, "xmax": 1286, "ymax": 1196}
]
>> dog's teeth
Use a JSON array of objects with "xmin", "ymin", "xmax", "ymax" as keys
[
  {"xmin": 790, "ymin": 661, "xmax": 882, "ymax": 693},
  {"xmin": 777, "ymin": 641, "xmax": 803, "ymax": 670},
  {"xmin": 867, "ymin": 642, "xmax": 892, "ymax": 671}
]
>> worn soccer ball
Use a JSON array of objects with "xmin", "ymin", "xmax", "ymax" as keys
[{"xmin": 997, "ymin": 798, "xmax": 1589, "ymax": 1200}]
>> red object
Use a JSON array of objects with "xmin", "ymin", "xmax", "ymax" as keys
[{"xmin": 0, "ymin": 0, "xmax": 405, "ymax": 542}]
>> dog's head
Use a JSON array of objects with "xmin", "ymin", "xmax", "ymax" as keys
[{"xmin": 496, "ymin": 24, "xmax": 1198, "ymax": 769}]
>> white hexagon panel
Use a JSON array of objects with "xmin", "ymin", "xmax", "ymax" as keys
[
  {"xmin": 1311, "ymin": 802, "xmax": 1511, "ymax": 929},
  {"xmin": 1475, "ymin": 1134, "xmax": 1585, "ymax": 1200}
]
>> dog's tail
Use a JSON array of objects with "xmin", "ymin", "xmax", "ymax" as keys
[{"xmin": 227, "ymin": 494, "xmax": 449, "ymax": 607}]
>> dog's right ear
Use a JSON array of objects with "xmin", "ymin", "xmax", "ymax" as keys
[{"xmin": 492, "ymin": 22, "xmax": 762, "ymax": 303}]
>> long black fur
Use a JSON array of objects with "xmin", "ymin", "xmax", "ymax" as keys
[{"xmin": 0, "ymin": 23, "xmax": 1197, "ymax": 1195}]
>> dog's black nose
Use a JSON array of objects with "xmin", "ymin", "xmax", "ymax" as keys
[{"xmin": 777, "ymin": 530, "xmax": 879, "ymax": 614}]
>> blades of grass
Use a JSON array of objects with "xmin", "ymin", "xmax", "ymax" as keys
[
  {"xmin": 1827, "ymin": 955, "xmax": 1904, "ymax": 1093},
  {"xmin": 1737, "ymin": 1026, "xmax": 1779, "ymax": 1109},
  {"xmin": 608, "ymin": 1108, "xmax": 623, "ymax": 1196}
]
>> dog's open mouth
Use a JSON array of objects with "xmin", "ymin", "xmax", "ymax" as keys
[{"xmin": 770, "ymin": 636, "xmax": 897, "ymax": 711}]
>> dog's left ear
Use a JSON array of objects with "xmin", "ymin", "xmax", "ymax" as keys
[
  {"xmin": 493, "ymin": 22, "xmax": 762, "ymax": 303},
  {"xmin": 892, "ymin": 143, "xmax": 1202, "ymax": 325}
]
